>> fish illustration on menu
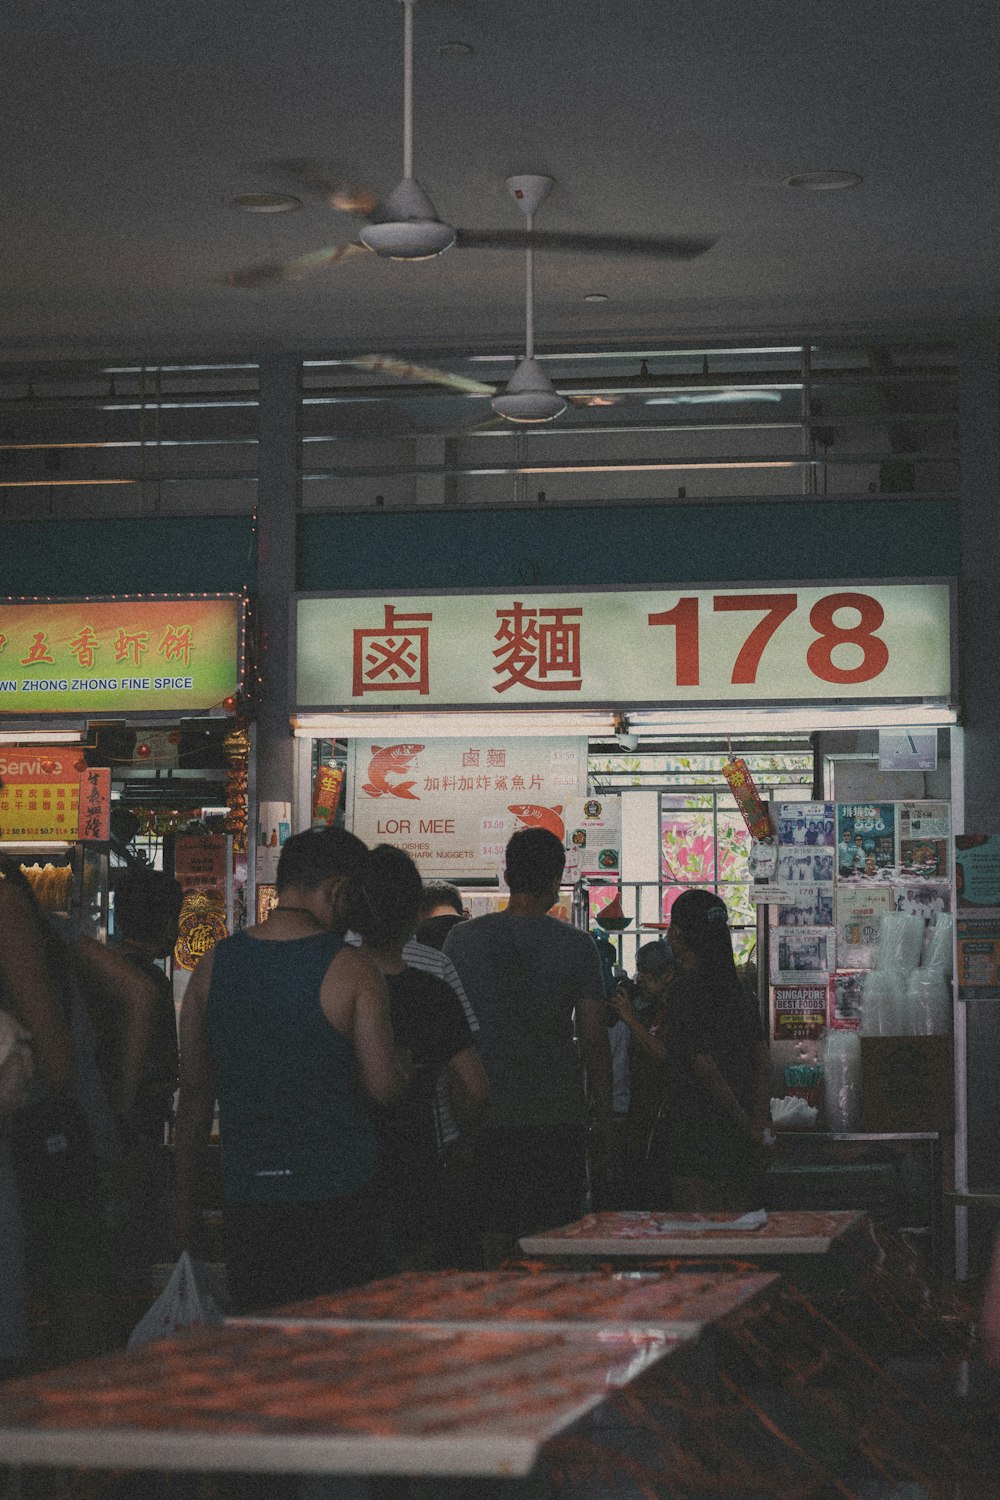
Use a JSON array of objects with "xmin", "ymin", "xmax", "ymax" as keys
[
  {"xmin": 508, "ymin": 803, "xmax": 565, "ymax": 840},
  {"xmin": 361, "ymin": 743, "xmax": 424, "ymax": 800}
]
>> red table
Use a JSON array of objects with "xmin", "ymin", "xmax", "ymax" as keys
[
  {"xmin": 0, "ymin": 1318, "xmax": 686, "ymax": 1484},
  {"xmin": 519, "ymin": 1209, "xmax": 870, "ymax": 1261},
  {"xmin": 241, "ymin": 1265, "xmax": 778, "ymax": 1339}
]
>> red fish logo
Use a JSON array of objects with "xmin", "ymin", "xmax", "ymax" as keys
[
  {"xmin": 361, "ymin": 743, "xmax": 424, "ymax": 800},
  {"xmin": 508, "ymin": 803, "xmax": 565, "ymax": 840}
]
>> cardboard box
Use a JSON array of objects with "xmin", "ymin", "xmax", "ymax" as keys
[{"xmin": 860, "ymin": 1035, "xmax": 954, "ymax": 1133}]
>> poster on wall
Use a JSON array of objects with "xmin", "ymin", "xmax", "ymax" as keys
[
  {"xmin": 836, "ymin": 803, "xmax": 896, "ymax": 879},
  {"xmin": 777, "ymin": 885, "xmax": 833, "ymax": 927},
  {"xmin": 897, "ymin": 801, "xmax": 951, "ymax": 878},
  {"xmin": 776, "ymin": 849, "xmax": 835, "ymax": 886},
  {"xmin": 955, "ymin": 834, "xmax": 1000, "ymax": 1000},
  {"xmin": 346, "ymin": 737, "xmax": 588, "ymax": 881},
  {"xmin": 828, "ymin": 971, "xmax": 865, "ymax": 1031},
  {"xmin": 562, "ymin": 795, "xmax": 621, "ymax": 879},
  {"xmin": 773, "ymin": 984, "xmax": 827, "ymax": 1041},
  {"xmin": 770, "ymin": 927, "xmax": 833, "ymax": 983},
  {"xmin": 955, "ymin": 834, "xmax": 1000, "ymax": 913},
  {"xmin": 776, "ymin": 802, "xmax": 835, "ymax": 847},
  {"xmin": 835, "ymin": 885, "xmax": 891, "ymax": 968},
  {"xmin": 957, "ymin": 916, "xmax": 1000, "ymax": 1000}
]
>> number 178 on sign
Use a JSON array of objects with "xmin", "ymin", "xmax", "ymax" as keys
[{"xmin": 645, "ymin": 588, "xmax": 944, "ymax": 694}]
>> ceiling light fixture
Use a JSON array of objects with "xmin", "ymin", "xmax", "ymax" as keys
[
  {"xmin": 782, "ymin": 170, "xmax": 863, "ymax": 191},
  {"xmin": 359, "ymin": 0, "xmax": 456, "ymax": 261},
  {"xmin": 491, "ymin": 176, "xmax": 567, "ymax": 424},
  {"xmin": 583, "ymin": 292, "xmax": 609, "ymax": 303},
  {"xmin": 231, "ymin": 193, "xmax": 302, "ymax": 213}
]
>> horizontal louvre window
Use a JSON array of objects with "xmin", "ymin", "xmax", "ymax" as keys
[
  {"xmin": 0, "ymin": 364, "xmax": 259, "ymax": 518},
  {"xmin": 299, "ymin": 342, "xmax": 958, "ymax": 512}
]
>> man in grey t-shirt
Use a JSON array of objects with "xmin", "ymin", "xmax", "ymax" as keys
[{"xmin": 443, "ymin": 828, "xmax": 612, "ymax": 1261}]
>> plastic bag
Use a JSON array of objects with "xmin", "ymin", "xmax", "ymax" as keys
[{"xmin": 127, "ymin": 1250, "xmax": 224, "ymax": 1348}]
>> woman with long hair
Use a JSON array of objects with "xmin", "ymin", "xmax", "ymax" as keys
[{"xmin": 653, "ymin": 888, "xmax": 772, "ymax": 1212}]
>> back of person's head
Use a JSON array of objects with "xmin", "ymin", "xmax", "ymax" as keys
[
  {"xmin": 354, "ymin": 843, "xmax": 423, "ymax": 948},
  {"xmin": 0, "ymin": 852, "xmax": 36, "ymax": 905},
  {"xmin": 417, "ymin": 881, "xmax": 464, "ymax": 919},
  {"xmin": 636, "ymin": 938, "xmax": 675, "ymax": 978},
  {"xmin": 504, "ymin": 827, "xmax": 565, "ymax": 897},
  {"xmin": 669, "ymin": 888, "xmax": 737, "ymax": 977},
  {"xmin": 275, "ymin": 826, "xmax": 369, "ymax": 896},
  {"xmin": 115, "ymin": 867, "xmax": 184, "ymax": 946}
]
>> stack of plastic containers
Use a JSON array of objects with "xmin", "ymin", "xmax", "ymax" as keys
[{"xmin": 860, "ymin": 911, "xmax": 953, "ymax": 1036}]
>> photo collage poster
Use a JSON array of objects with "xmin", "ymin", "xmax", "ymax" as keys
[{"xmin": 769, "ymin": 799, "xmax": 952, "ymax": 1033}]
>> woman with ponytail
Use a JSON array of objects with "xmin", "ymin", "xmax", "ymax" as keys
[{"xmin": 652, "ymin": 888, "xmax": 772, "ymax": 1212}]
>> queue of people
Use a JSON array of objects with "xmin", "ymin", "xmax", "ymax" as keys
[{"xmin": 2, "ymin": 816, "xmax": 777, "ymax": 1368}]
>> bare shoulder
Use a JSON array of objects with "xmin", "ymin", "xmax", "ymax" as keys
[
  {"xmin": 327, "ymin": 941, "xmax": 381, "ymax": 988},
  {"xmin": 182, "ymin": 947, "xmax": 216, "ymax": 1015}
]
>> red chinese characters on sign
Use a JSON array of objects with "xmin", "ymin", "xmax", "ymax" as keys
[
  {"xmin": 20, "ymin": 632, "xmax": 54, "ymax": 668},
  {"xmin": 68, "ymin": 627, "xmax": 100, "ymax": 668},
  {"xmin": 114, "ymin": 629, "xmax": 150, "ymax": 667},
  {"xmin": 353, "ymin": 605, "xmax": 432, "ymax": 696},
  {"xmin": 493, "ymin": 602, "xmax": 583, "ymax": 694},
  {"xmin": 158, "ymin": 624, "xmax": 194, "ymax": 667}
]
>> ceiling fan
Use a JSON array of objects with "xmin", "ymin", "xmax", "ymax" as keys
[
  {"xmin": 228, "ymin": 0, "xmax": 717, "ymax": 288},
  {"xmin": 345, "ymin": 175, "xmax": 656, "ymax": 424}
]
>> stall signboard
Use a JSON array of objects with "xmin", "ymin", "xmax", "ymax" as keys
[
  {"xmin": 0, "ymin": 596, "xmax": 242, "ymax": 713},
  {"xmin": 174, "ymin": 833, "xmax": 228, "ymax": 901},
  {"xmin": 0, "ymin": 748, "xmax": 109, "ymax": 841},
  {"xmin": 346, "ymin": 737, "xmax": 588, "ymax": 880},
  {"xmin": 297, "ymin": 582, "xmax": 952, "ymax": 707}
]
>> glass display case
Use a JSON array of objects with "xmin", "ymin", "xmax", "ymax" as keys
[{"xmin": 0, "ymin": 841, "xmax": 109, "ymax": 940}]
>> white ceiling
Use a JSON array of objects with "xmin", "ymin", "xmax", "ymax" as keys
[{"xmin": 3, "ymin": 0, "xmax": 999, "ymax": 364}]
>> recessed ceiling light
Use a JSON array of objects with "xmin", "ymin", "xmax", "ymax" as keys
[
  {"xmin": 231, "ymin": 193, "xmax": 302, "ymax": 213},
  {"xmin": 782, "ymin": 171, "xmax": 863, "ymax": 191},
  {"xmin": 438, "ymin": 41, "xmax": 473, "ymax": 56},
  {"xmin": 583, "ymin": 292, "xmax": 609, "ymax": 303}
]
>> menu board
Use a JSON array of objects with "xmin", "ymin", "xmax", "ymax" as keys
[
  {"xmin": 346, "ymin": 737, "xmax": 588, "ymax": 881},
  {"xmin": 0, "ymin": 748, "xmax": 109, "ymax": 842}
]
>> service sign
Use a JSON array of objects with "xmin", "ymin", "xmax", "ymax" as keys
[
  {"xmin": 297, "ymin": 583, "xmax": 952, "ymax": 707},
  {"xmin": 346, "ymin": 737, "xmax": 588, "ymax": 880},
  {"xmin": 0, "ymin": 596, "xmax": 242, "ymax": 713},
  {"xmin": 0, "ymin": 748, "xmax": 110, "ymax": 841}
]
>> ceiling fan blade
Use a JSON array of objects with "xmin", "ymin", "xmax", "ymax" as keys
[
  {"xmin": 259, "ymin": 158, "xmax": 381, "ymax": 217},
  {"xmin": 228, "ymin": 242, "xmax": 371, "ymax": 288},
  {"xmin": 348, "ymin": 355, "xmax": 497, "ymax": 397},
  {"xmin": 454, "ymin": 229, "xmax": 718, "ymax": 260}
]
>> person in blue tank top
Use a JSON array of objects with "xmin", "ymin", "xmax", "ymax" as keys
[{"xmin": 174, "ymin": 828, "xmax": 405, "ymax": 1312}]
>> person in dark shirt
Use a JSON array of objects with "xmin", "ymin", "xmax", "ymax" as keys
[
  {"xmin": 175, "ymin": 829, "xmax": 404, "ymax": 1312},
  {"xmin": 610, "ymin": 940, "xmax": 677, "ymax": 1209},
  {"xmin": 112, "ymin": 867, "xmax": 184, "ymax": 1142},
  {"xmin": 651, "ymin": 888, "xmax": 772, "ymax": 1212},
  {"xmin": 354, "ymin": 848, "xmax": 488, "ymax": 1269},
  {"xmin": 414, "ymin": 881, "xmax": 468, "ymax": 951}
]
